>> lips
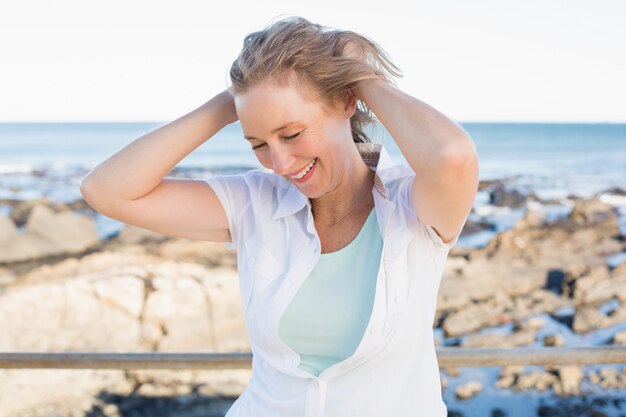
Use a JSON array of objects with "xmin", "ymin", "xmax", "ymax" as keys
[
  {"xmin": 289, "ymin": 158, "xmax": 318, "ymax": 183},
  {"xmin": 289, "ymin": 158, "xmax": 317, "ymax": 179}
]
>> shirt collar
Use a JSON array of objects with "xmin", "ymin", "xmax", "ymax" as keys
[{"xmin": 272, "ymin": 143, "xmax": 398, "ymax": 220}]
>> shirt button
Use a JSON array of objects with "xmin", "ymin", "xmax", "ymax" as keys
[{"xmin": 369, "ymin": 326, "xmax": 378, "ymax": 335}]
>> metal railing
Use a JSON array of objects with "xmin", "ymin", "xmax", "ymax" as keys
[{"xmin": 1, "ymin": 347, "xmax": 625, "ymax": 370}]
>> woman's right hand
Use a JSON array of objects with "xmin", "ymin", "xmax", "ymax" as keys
[
  {"xmin": 218, "ymin": 88, "xmax": 239, "ymax": 126},
  {"xmin": 80, "ymin": 87, "xmax": 243, "ymax": 243}
]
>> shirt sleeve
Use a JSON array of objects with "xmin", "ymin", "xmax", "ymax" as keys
[
  {"xmin": 204, "ymin": 173, "xmax": 251, "ymax": 251},
  {"xmin": 399, "ymin": 170, "xmax": 469, "ymax": 252},
  {"xmin": 422, "ymin": 213, "xmax": 468, "ymax": 251}
]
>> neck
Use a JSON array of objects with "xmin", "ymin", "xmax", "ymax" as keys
[{"xmin": 310, "ymin": 149, "xmax": 375, "ymax": 227}]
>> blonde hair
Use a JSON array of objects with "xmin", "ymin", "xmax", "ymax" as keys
[{"xmin": 229, "ymin": 16, "xmax": 401, "ymax": 143}]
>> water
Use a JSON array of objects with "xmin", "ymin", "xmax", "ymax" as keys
[
  {"xmin": 2, "ymin": 121, "xmax": 624, "ymax": 189},
  {"xmin": 1, "ymin": 122, "xmax": 625, "ymax": 245}
]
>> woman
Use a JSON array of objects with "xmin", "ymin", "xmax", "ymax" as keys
[{"xmin": 81, "ymin": 16, "xmax": 478, "ymax": 417}]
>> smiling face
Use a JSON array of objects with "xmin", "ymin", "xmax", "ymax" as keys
[{"xmin": 233, "ymin": 76, "xmax": 359, "ymax": 199}]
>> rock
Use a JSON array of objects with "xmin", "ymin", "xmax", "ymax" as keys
[
  {"xmin": 0, "ymin": 266, "xmax": 17, "ymax": 286},
  {"xmin": 94, "ymin": 275, "xmax": 145, "ymax": 318},
  {"xmin": 588, "ymin": 370, "xmax": 601, "ymax": 385},
  {"xmin": 442, "ymin": 366, "xmax": 461, "ymax": 377},
  {"xmin": 0, "ymin": 251, "xmax": 250, "ymax": 417},
  {"xmin": 443, "ymin": 256, "xmax": 469, "ymax": 276},
  {"xmin": 603, "ymin": 187, "xmax": 626, "ymax": 196},
  {"xmin": 543, "ymin": 334, "xmax": 565, "ymax": 347},
  {"xmin": 442, "ymin": 367, "xmax": 460, "ymax": 377},
  {"xmin": 573, "ymin": 305, "xmax": 626, "ymax": 333},
  {"xmin": 0, "ymin": 369, "xmax": 128, "ymax": 417},
  {"xmin": 135, "ymin": 382, "xmax": 193, "ymax": 397},
  {"xmin": 587, "ymin": 367, "xmax": 626, "ymax": 389},
  {"xmin": 144, "ymin": 275, "xmax": 213, "ymax": 351},
  {"xmin": 576, "ymin": 275, "xmax": 626, "ymax": 305},
  {"xmin": 489, "ymin": 185, "xmax": 527, "ymax": 208},
  {"xmin": 496, "ymin": 365, "xmax": 525, "ymax": 389},
  {"xmin": 568, "ymin": 265, "xmax": 611, "ymax": 302},
  {"xmin": 26, "ymin": 205, "xmax": 100, "ymax": 252},
  {"xmin": 198, "ymin": 268, "xmax": 251, "ymax": 352},
  {"xmin": 514, "ymin": 208, "xmax": 546, "ymax": 230},
  {"xmin": 613, "ymin": 330, "xmax": 626, "ymax": 345},
  {"xmin": 514, "ymin": 370, "xmax": 559, "ymax": 392},
  {"xmin": 598, "ymin": 368, "xmax": 622, "ymax": 388},
  {"xmin": 524, "ymin": 316, "xmax": 546, "ymax": 330},
  {"xmin": 102, "ymin": 403, "xmax": 121, "ymax": 417},
  {"xmin": 157, "ymin": 239, "xmax": 237, "ymax": 269},
  {"xmin": 0, "ymin": 261, "xmax": 247, "ymax": 353},
  {"xmin": 9, "ymin": 198, "xmax": 69, "ymax": 227},
  {"xmin": 113, "ymin": 224, "xmax": 169, "ymax": 245},
  {"xmin": 19, "ymin": 247, "xmax": 161, "ymax": 285},
  {"xmin": 0, "ymin": 215, "xmax": 19, "ymax": 243},
  {"xmin": 0, "ymin": 205, "xmax": 100, "ymax": 264},
  {"xmin": 613, "ymin": 262, "xmax": 626, "ymax": 280},
  {"xmin": 455, "ymin": 381, "xmax": 483, "ymax": 399},
  {"xmin": 567, "ymin": 199, "xmax": 618, "ymax": 229},
  {"xmin": 0, "ymin": 278, "xmax": 142, "ymax": 351},
  {"xmin": 438, "ymin": 256, "xmax": 547, "ymax": 313},
  {"xmin": 495, "ymin": 373, "xmax": 516, "ymax": 389},
  {"xmin": 478, "ymin": 178, "xmax": 505, "ymax": 192},
  {"xmin": 501, "ymin": 365, "xmax": 525, "ymax": 377},
  {"xmin": 140, "ymin": 263, "xmax": 248, "ymax": 352},
  {"xmin": 3, "ymin": 190, "xmax": 625, "ymax": 416},
  {"xmin": 490, "ymin": 408, "xmax": 507, "ymax": 417},
  {"xmin": 573, "ymin": 308, "xmax": 609, "ymax": 333},
  {"xmin": 512, "ymin": 290, "xmax": 569, "ymax": 320},
  {"xmin": 442, "ymin": 302, "xmax": 506, "ymax": 337},
  {"xmin": 554, "ymin": 365, "xmax": 583, "ymax": 396}
]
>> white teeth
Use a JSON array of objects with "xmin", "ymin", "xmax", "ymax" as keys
[{"xmin": 291, "ymin": 159, "xmax": 316, "ymax": 179}]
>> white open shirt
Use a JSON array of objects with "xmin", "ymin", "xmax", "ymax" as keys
[{"xmin": 205, "ymin": 143, "xmax": 465, "ymax": 417}]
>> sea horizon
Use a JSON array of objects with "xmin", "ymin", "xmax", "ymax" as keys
[{"xmin": 1, "ymin": 121, "xmax": 625, "ymax": 246}]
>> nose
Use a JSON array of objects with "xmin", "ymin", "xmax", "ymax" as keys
[{"xmin": 269, "ymin": 146, "xmax": 296, "ymax": 176}]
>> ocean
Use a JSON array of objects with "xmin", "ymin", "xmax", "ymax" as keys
[{"xmin": 1, "ymin": 122, "xmax": 625, "ymax": 246}]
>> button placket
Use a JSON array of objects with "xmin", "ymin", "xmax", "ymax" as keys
[{"xmin": 304, "ymin": 378, "xmax": 328, "ymax": 417}]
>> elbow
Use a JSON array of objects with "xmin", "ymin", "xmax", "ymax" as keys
[
  {"xmin": 79, "ymin": 172, "xmax": 98, "ymax": 197},
  {"xmin": 439, "ymin": 134, "xmax": 479, "ymax": 185},
  {"xmin": 79, "ymin": 178, "xmax": 96, "ymax": 208},
  {"xmin": 440, "ymin": 133, "xmax": 478, "ymax": 167},
  {"xmin": 80, "ymin": 176, "xmax": 107, "ymax": 213}
]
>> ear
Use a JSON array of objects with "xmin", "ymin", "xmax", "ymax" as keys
[{"xmin": 342, "ymin": 90, "xmax": 357, "ymax": 119}]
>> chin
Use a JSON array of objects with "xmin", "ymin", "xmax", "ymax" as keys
[{"xmin": 289, "ymin": 181, "xmax": 323, "ymax": 199}]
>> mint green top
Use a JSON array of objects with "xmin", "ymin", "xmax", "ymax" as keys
[{"xmin": 277, "ymin": 208, "xmax": 383, "ymax": 377}]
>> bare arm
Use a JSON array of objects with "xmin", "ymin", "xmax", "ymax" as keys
[
  {"xmin": 80, "ymin": 89, "xmax": 239, "ymax": 242},
  {"xmin": 354, "ymin": 79, "xmax": 479, "ymax": 244}
]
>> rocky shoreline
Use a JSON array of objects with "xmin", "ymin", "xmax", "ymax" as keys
[{"xmin": 1, "ymin": 179, "xmax": 626, "ymax": 417}]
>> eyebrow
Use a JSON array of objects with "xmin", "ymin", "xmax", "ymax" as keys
[{"xmin": 243, "ymin": 121, "xmax": 302, "ymax": 141}]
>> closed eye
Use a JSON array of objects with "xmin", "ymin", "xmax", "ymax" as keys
[
  {"xmin": 251, "ymin": 131, "xmax": 302, "ymax": 151},
  {"xmin": 283, "ymin": 131, "xmax": 302, "ymax": 140}
]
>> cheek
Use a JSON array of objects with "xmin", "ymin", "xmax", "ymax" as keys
[{"xmin": 254, "ymin": 151, "xmax": 273, "ymax": 169}]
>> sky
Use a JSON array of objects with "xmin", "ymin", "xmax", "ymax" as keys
[{"xmin": 1, "ymin": 0, "xmax": 625, "ymax": 123}]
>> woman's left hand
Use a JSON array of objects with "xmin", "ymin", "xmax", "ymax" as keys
[
  {"xmin": 341, "ymin": 39, "xmax": 367, "ymax": 62},
  {"xmin": 340, "ymin": 40, "xmax": 378, "ymax": 100}
]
